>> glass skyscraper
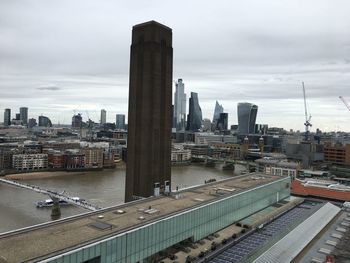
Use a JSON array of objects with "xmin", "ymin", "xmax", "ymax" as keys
[
  {"xmin": 212, "ymin": 100, "xmax": 223, "ymax": 123},
  {"xmin": 19, "ymin": 107, "xmax": 28, "ymax": 126},
  {"xmin": 174, "ymin": 79, "xmax": 186, "ymax": 131},
  {"xmin": 212, "ymin": 100, "xmax": 224, "ymax": 131},
  {"xmin": 3, "ymin": 108, "xmax": 11, "ymax": 126},
  {"xmin": 186, "ymin": 92, "xmax": 202, "ymax": 131},
  {"xmin": 216, "ymin": 112, "xmax": 228, "ymax": 132},
  {"xmin": 237, "ymin": 102, "xmax": 258, "ymax": 134},
  {"xmin": 116, "ymin": 114, "xmax": 125, "ymax": 130},
  {"xmin": 38, "ymin": 115, "xmax": 52, "ymax": 127}
]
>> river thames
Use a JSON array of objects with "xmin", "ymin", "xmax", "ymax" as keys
[{"xmin": 0, "ymin": 164, "xmax": 244, "ymax": 233}]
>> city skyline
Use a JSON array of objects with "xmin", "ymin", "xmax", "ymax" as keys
[{"xmin": 0, "ymin": 0, "xmax": 350, "ymax": 131}]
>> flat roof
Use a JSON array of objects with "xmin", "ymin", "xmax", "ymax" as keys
[
  {"xmin": 133, "ymin": 20, "xmax": 172, "ymax": 31},
  {"xmin": 252, "ymin": 202, "xmax": 341, "ymax": 263},
  {"xmin": 300, "ymin": 170, "xmax": 328, "ymax": 175},
  {"xmin": 0, "ymin": 173, "xmax": 285, "ymax": 262}
]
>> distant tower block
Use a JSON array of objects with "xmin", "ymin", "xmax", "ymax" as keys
[
  {"xmin": 100, "ymin": 109, "xmax": 106, "ymax": 125},
  {"xmin": 125, "ymin": 21, "xmax": 173, "ymax": 202},
  {"xmin": 19, "ymin": 107, "xmax": 28, "ymax": 126},
  {"xmin": 174, "ymin": 79, "xmax": 187, "ymax": 131},
  {"xmin": 237, "ymin": 103, "xmax": 258, "ymax": 135},
  {"xmin": 3, "ymin": 109, "xmax": 11, "ymax": 126}
]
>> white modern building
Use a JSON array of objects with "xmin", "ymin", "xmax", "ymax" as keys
[
  {"xmin": 174, "ymin": 79, "xmax": 186, "ymax": 131},
  {"xmin": 195, "ymin": 132, "xmax": 237, "ymax": 145}
]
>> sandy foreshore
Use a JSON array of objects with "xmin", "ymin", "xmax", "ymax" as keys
[
  {"xmin": 4, "ymin": 171, "xmax": 91, "ymax": 180},
  {"xmin": 3, "ymin": 162, "xmax": 126, "ymax": 180}
]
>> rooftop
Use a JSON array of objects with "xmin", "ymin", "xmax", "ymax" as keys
[
  {"xmin": 133, "ymin": 20, "xmax": 172, "ymax": 31},
  {"xmin": 0, "ymin": 173, "xmax": 284, "ymax": 262}
]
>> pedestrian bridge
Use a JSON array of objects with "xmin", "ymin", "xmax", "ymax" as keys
[
  {"xmin": 191, "ymin": 155, "xmax": 256, "ymax": 165},
  {"xmin": 0, "ymin": 178, "xmax": 101, "ymax": 211}
]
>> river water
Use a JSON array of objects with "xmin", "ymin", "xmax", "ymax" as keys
[{"xmin": 0, "ymin": 164, "xmax": 244, "ymax": 233}]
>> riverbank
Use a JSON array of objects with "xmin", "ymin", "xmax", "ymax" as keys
[
  {"xmin": 3, "ymin": 162, "xmax": 127, "ymax": 180},
  {"xmin": 0, "ymin": 164, "xmax": 232, "ymax": 233},
  {"xmin": 2, "ymin": 162, "xmax": 239, "ymax": 181},
  {"xmin": 5, "ymin": 171, "xmax": 93, "ymax": 180}
]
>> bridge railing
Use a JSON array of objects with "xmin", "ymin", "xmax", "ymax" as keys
[{"xmin": 0, "ymin": 178, "xmax": 100, "ymax": 211}]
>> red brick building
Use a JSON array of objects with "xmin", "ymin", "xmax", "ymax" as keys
[{"xmin": 324, "ymin": 143, "xmax": 350, "ymax": 165}]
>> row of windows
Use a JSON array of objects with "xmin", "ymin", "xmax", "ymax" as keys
[{"xmin": 51, "ymin": 178, "xmax": 290, "ymax": 263}]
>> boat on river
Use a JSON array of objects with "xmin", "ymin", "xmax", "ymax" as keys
[{"xmin": 36, "ymin": 197, "xmax": 84, "ymax": 208}]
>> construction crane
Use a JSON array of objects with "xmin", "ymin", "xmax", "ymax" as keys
[
  {"xmin": 339, "ymin": 96, "xmax": 350, "ymax": 111},
  {"xmin": 85, "ymin": 110, "xmax": 93, "ymax": 141},
  {"xmin": 302, "ymin": 82, "xmax": 312, "ymax": 141}
]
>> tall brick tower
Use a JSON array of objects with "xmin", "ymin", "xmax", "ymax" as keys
[{"xmin": 125, "ymin": 21, "xmax": 173, "ymax": 202}]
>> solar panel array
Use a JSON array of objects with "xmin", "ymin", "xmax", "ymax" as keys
[{"xmin": 209, "ymin": 205, "xmax": 314, "ymax": 263}]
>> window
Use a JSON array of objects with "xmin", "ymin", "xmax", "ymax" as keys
[{"xmin": 83, "ymin": 256, "xmax": 101, "ymax": 263}]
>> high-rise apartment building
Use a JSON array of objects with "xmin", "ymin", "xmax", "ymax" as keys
[
  {"xmin": 72, "ymin": 114, "xmax": 82, "ymax": 129},
  {"xmin": 186, "ymin": 92, "xmax": 202, "ymax": 131},
  {"xmin": 19, "ymin": 107, "xmax": 28, "ymax": 126},
  {"xmin": 3, "ymin": 109, "xmax": 11, "ymax": 126},
  {"xmin": 100, "ymin": 109, "xmax": 106, "ymax": 125},
  {"xmin": 116, "ymin": 114, "xmax": 126, "ymax": 130},
  {"xmin": 237, "ymin": 102, "xmax": 258, "ymax": 134},
  {"xmin": 125, "ymin": 21, "xmax": 173, "ymax": 202},
  {"xmin": 174, "ymin": 79, "xmax": 186, "ymax": 131}
]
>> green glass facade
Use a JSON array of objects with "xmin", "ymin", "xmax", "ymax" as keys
[{"xmin": 43, "ymin": 177, "xmax": 290, "ymax": 263}]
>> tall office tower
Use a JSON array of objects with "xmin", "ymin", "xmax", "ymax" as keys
[
  {"xmin": 19, "ymin": 107, "xmax": 28, "ymax": 126},
  {"xmin": 212, "ymin": 101, "xmax": 224, "ymax": 131},
  {"xmin": 212, "ymin": 101, "xmax": 223, "ymax": 123},
  {"xmin": 174, "ymin": 79, "xmax": 187, "ymax": 131},
  {"xmin": 39, "ymin": 116, "xmax": 52, "ymax": 127},
  {"xmin": 125, "ymin": 21, "xmax": 173, "ymax": 202},
  {"xmin": 3, "ymin": 109, "xmax": 11, "ymax": 126},
  {"xmin": 116, "ymin": 114, "xmax": 126, "ymax": 130},
  {"xmin": 216, "ymin": 112, "xmax": 228, "ymax": 131},
  {"xmin": 186, "ymin": 92, "xmax": 202, "ymax": 131},
  {"xmin": 100, "ymin": 109, "xmax": 107, "ymax": 125},
  {"xmin": 237, "ymin": 102, "xmax": 258, "ymax": 134},
  {"xmin": 72, "ymin": 113, "xmax": 83, "ymax": 128}
]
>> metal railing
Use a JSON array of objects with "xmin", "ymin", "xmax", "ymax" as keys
[{"xmin": 0, "ymin": 178, "xmax": 101, "ymax": 211}]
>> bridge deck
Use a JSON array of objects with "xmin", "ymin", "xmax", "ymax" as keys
[
  {"xmin": 0, "ymin": 178, "xmax": 101, "ymax": 211},
  {"xmin": 0, "ymin": 173, "xmax": 283, "ymax": 263}
]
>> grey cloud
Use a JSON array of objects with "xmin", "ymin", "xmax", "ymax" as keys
[
  {"xmin": 0, "ymin": 0, "xmax": 350, "ymax": 130},
  {"xmin": 37, "ymin": 86, "xmax": 61, "ymax": 91}
]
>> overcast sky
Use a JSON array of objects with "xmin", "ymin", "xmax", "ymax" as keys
[{"xmin": 1, "ymin": 0, "xmax": 350, "ymax": 131}]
